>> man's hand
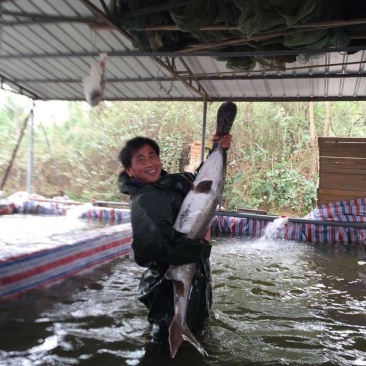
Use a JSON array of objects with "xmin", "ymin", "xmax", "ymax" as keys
[{"xmin": 212, "ymin": 134, "xmax": 232, "ymax": 150}]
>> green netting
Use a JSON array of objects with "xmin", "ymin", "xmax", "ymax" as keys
[{"xmin": 109, "ymin": 0, "xmax": 352, "ymax": 70}]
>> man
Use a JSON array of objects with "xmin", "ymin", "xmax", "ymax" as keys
[{"xmin": 118, "ymin": 135, "xmax": 231, "ymax": 343}]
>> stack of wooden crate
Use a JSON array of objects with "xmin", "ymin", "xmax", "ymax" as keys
[{"xmin": 318, "ymin": 137, "xmax": 366, "ymax": 205}]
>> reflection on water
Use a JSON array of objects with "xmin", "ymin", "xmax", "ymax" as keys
[{"xmin": 1, "ymin": 237, "xmax": 366, "ymax": 365}]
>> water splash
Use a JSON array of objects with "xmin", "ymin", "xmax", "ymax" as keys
[
  {"xmin": 65, "ymin": 203, "xmax": 93, "ymax": 220},
  {"xmin": 261, "ymin": 216, "xmax": 288, "ymax": 240}
]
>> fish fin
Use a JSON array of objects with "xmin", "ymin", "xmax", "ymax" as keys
[
  {"xmin": 194, "ymin": 180, "xmax": 213, "ymax": 193},
  {"xmin": 182, "ymin": 329, "xmax": 208, "ymax": 358},
  {"xmin": 169, "ymin": 316, "xmax": 208, "ymax": 358},
  {"xmin": 216, "ymin": 101, "xmax": 237, "ymax": 135},
  {"xmin": 165, "ymin": 266, "xmax": 173, "ymax": 280}
]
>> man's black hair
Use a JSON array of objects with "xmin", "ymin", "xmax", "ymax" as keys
[{"xmin": 119, "ymin": 136, "xmax": 160, "ymax": 169}]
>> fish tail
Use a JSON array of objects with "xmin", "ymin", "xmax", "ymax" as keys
[
  {"xmin": 169, "ymin": 315, "xmax": 208, "ymax": 358},
  {"xmin": 216, "ymin": 101, "xmax": 237, "ymax": 136},
  {"xmin": 168, "ymin": 315, "xmax": 184, "ymax": 358}
]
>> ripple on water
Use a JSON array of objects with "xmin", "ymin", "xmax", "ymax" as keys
[{"xmin": 1, "ymin": 237, "xmax": 366, "ymax": 365}]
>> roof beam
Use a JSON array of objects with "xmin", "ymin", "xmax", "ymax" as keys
[
  {"xmin": 143, "ymin": 18, "xmax": 366, "ymax": 31},
  {"xmin": 113, "ymin": 0, "xmax": 202, "ymax": 18},
  {"xmin": 0, "ymin": 74, "xmax": 42, "ymax": 100},
  {"xmin": 98, "ymin": 0, "xmax": 110, "ymax": 16},
  {"xmin": 0, "ymin": 15, "xmax": 102, "ymax": 26},
  {"xmin": 3, "ymin": 45, "xmax": 366, "ymax": 59},
  {"xmin": 151, "ymin": 57, "xmax": 207, "ymax": 99},
  {"xmin": 34, "ymin": 96, "xmax": 366, "ymax": 102},
  {"xmin": 11, "ymin": 72, "xmax": 366, "ymax": 84},
  {"xmin": 77, "ymin": 0, "xmax": 207, "ymax": 99}
]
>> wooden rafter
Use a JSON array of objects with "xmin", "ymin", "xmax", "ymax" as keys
[
  {"xmin": 145, "ymin": 18, "xmax": 366, "ymax": 32},
  {"xmin": 178, "ymin": 21, "xmax": 366, "ymax": 54},
  {"xmin": 77, "ymin": 0, "xmax": 207, "ymax": 100}
]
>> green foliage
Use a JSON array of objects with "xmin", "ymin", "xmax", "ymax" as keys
[
  {"xmin": 0, "ymin": 93, "xmax": 33, "ymax": 192},
  {"xmin": 328, "ymin": 102, "xmax": 366, "ymax": 137},
  {"xmin": 1, "ymin": 90, "xmax": 366, "ymax": 217},
  {"xmin": 250, "ymin": 166, "xmax": 317, "ymax": 215},
  {"xmin": 223, "ymin": 165, "xmax": 317, "ymax": 216}
]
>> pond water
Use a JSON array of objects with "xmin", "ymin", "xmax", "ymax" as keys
[
  {"xmin": 1, "ymin": 236, "xmax": 366, "ymax": 366},
  {"xmin": 1, "ymin": 214, "xmax": 114, "ymax": 244},
  {"xmin": 0, "ymin": 214, "xmax": 120, "ymax": 261}
]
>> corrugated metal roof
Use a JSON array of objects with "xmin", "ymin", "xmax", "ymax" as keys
[{"xmin": 1, "ymin": 0, "xmax": 366, "ymax": 102}]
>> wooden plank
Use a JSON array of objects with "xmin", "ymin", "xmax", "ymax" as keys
[
  {"xmin": 319, "ymin": 144, "xmax": 366, "ymax": 150},
  {"xmin": 319, "ymin": 150, "xmax": 366, "ymax": 158},
  {"xmin": 319, "ymin": 184, "xmax": 366, "ymax": 192},
  {"xmin": 318, "ymin": 194, "xmax": 365, "ymax": 205},
  {"xmin": 320, "ymin": 156, "xmax": 366, "ymax": 164},
  {"xmin": 318, "ymin": 195, "xmax": 363, "ymax": 205},
  {"xmin": 320, "ymin": 172, "xmax": 366, "ymax": 183},
  {"xmin": 319, "ymin": 159, "xmax": 366, "ymax": 165},
  {"xmin": 320, "ymin": 146, "xmax": 366, "ymax": 154},
  {"xmin": 319, "ymin": 180, "xmax": 366, "ymax": 191},
  {"xmin": 319, "ymin": 165, "xmax": 366, "ymax": 175},
  {"xmin": 319, "ymin": 137, "xmax": 366, "ymax": 143},
  {"xmin": 319, "ymin": 158, "xmax": 366, "ymax": 172},
  {"xmin": 317, "ymin": 138, "xmax": 366, "ymax": 204},
  {"xmin": 319, "ymin": 148, "xmax": 366, "ymax": 158},
  {"xmin": 319, "ymin": 142, "xmax": 366, "ymax": 149},
  {"xmin": 318, "ymin": 187, "xmax": 366, "ymax": 197},
  {"xmin": 317, "ymin": 196, "xmax": 361, "ymax": 205},
  {"xmin": 317, "ymin": 191, "xmax": 365, "ymax": 199}
]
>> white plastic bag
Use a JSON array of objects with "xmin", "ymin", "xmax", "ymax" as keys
[{"xmin": 83, "ymin": 53, "xmax": 107, "ymax": 107}]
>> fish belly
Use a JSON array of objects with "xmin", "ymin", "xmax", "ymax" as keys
[{"xmin": 173, "ymin": 191, "xmax": 216, "ymax": 238}]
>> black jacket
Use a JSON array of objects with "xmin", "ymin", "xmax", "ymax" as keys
[{"xmin": 118, "ymin": 169, "xmax": 212, "ymax": 337}]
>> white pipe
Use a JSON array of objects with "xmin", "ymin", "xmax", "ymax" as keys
[
  {"xmin": 200, "ymin": 99, "xmax": 208, "ymax": 163},
  {"xmin": 26, "ymin": 108, "xmax": 34, "ymax": 194}
]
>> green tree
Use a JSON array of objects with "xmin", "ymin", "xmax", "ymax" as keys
[{"xmin": 2, "ymin": 90, "xmax": 366, "ymax": 217}]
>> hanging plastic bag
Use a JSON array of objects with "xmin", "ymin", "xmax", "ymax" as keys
[{"xmin": 83, "ymin": 53, "xmax": 107, "ymax": 107}]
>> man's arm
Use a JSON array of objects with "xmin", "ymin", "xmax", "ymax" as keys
[{"xmin": 131, "ymin": 192, "xmax": 211, "ymax": 267}]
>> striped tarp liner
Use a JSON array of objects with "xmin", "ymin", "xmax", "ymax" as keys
[
  {"xmin": 305, "ymin": 197, "xmax": 366, "ymax": 222},
  {"xmin": 0, "ymin": 202, "xmax": 16, "ymax": 215},
  {"xmin": 20, "ymin": 200, "xmax": 68, "ymax": 216},
  {"xmin": 80, "ymin": 207, "xmax": 131, "ymax": 222},
  {"xmin": 283, "ymin": 198, "xmax": 366, "ymax": 243},
  {"xmin": 284, "ymin": 222, "xmax": 306, "ymax": 242},
  {"xmin": 0, "ymin": 223, "xmax": 132, "ymax": 299},
  {"xmin": 211, "ymin": 215, "xmax": 269, "ymax": 237},
  {"xmin": 212, "ymin": 198, "xmax": 366, "ymax": 244},
  {"xmin": 298, "ymin": 198, "xmax": 366, "ymax": 243},
  {"xmin": 17, "ymin": 202, "xmax": 132, "ymax": 223},
  {"xmin": 295, "ymin": 223, "xmax": 366, "ymax": 244}
]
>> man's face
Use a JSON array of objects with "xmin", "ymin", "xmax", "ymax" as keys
[{"xmin": 126, "ymin": 144, "xmax": 162, "ymax": 184}]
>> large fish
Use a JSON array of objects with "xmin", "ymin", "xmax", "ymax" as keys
[
  {"xmin": 83, "ymin": 53, "xmax": 107, "ymax": 107},
  {"xmin": 166, "ymin": 102, "xmax": 237, "ymax": 358},
  {"xmin": 173, "ymin": 143, "xmax": 226, "ymax": 239}
]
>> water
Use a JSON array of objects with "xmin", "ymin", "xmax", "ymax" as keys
[
  {"xmin": 1, "ymin": 236, "xmax": 366, "ymax": 366},
  {"xmin": 1, "ymin": 214, "xmax": 113, "ymax": 243},
  {"xmin": 261, "ymin": 216, "xmax": 288, "ymax": 239},
  {"xmin": 0, "ymin": 214, "xmax": 118, "ymax": 260}
]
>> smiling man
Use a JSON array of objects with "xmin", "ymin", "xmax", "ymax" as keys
[
  {"xmin": 124, "ymin": 142, "xmax": 162, "ymax": 184},
  {"xmin": 117, "ymin": 135, "xmax": 231, "ymax": 344}
]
